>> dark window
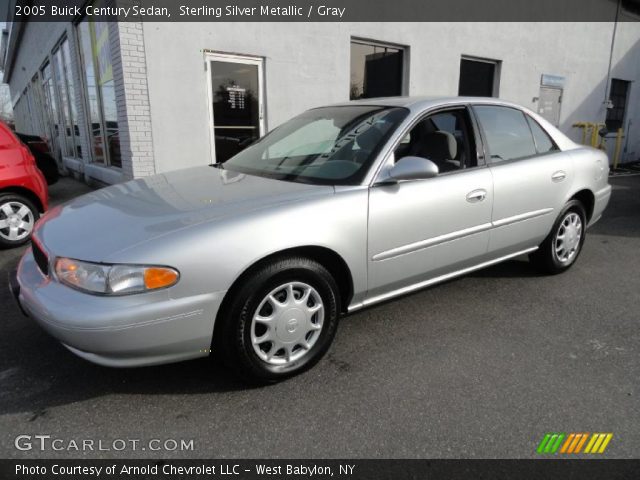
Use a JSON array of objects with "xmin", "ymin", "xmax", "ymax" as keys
[
  {"xmin": 622, "ymin": 0, "xmax": 640, "ymax": 16},
  {"xmin": 605, "ymin": 79, "xmax": 630, "ymax": 131},
  {"xmin": 350, "ymin": 41, "xmax": 403, "ymax": 100},
  {"xmin": 474, "ymin": 106, "xmax": 537, "ymax": 162},
  {"xmin": 394, "ymin": 108, "xmax": 478, "ymax": 173},
  {"xmin": 526, "ymin": 116, "xmax": 558, "ymax": 154},
  {"xmin": 459, "ymin": 58, "xmax": 498, "ymax": 97}
]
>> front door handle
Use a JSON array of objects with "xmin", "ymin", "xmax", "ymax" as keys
[
  {"xmin": 551, "ymin": 170, "xmax": 567, "ymax": 182},
  {"xmin": 466, "ymin": 189, "xmax": 487, "ymax": 203}
]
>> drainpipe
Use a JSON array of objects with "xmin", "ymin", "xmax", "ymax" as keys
[{"xmin": 603, "ymin": 0, "xmax": 622, "ymax": 114}]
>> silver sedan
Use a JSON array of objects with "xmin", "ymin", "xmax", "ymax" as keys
[{"xmin": 12, "ymin": 97, "xmax": 612, "ymax": 381}]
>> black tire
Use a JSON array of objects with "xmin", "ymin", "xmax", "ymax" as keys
[
  {"xmin": 214, "ymin": 256, "xmax": 340, "ymax": 383},
  {"xmin": 0, "ymin": 193, "xmax": 39, "ymax": 249},
  {"xmin": 530, "ymin": 200, "xmax": 587, "ymax": 274}
]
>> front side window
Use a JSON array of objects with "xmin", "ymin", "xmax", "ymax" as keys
[
  {"xmin": 474, "ymin": 105, "xmax": 537, "ymax": 162},
  {"xmin": 78, "ymin": 13, "xmax": 121, "ymax": 167},
  {"xmin": 224, "ymin": 106, "xmax": 408, "ymax": 185},
  {"xmin": 394, "ymin": 108, "xmax": 478, "ymax": 173},
  {"xmin": 350, "ymin": 40, "xmax": 404, "ymax": 100}
]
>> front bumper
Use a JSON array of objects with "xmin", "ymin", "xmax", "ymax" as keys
[{"xmin": 13, "ymin": 248, "xmax": 226, "ymax": 367}]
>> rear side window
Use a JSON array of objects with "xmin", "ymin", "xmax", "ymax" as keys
[
  {"xmin": 474, "ymin": 106, "xmax": 537, "ymax": 162},
  {"xmin": 526, "ymin": 115, "xmax": 558, "ymax": 154}
]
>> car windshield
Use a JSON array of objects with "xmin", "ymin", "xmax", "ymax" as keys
[{"xmin": 221, "ymin": 106, "xmax": 408, "ymax": 185}]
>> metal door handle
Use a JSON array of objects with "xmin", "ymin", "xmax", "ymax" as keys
[
  {"xmin": 466, "ymin": 189, "xmax": 487, "ymax": 203},
  {"xmin": 551, "ymin": 170, "xmax": 567, "ymax": 182}
]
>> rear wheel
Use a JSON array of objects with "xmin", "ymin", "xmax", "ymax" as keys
[
  {"xmin": 0, "ymin": 194, "xmax": 38, "ymax": 249},
  {"xmin": 215, "ymin": 256, "xmax": 340, "ymax": 382},
  {"xmin": 530, "ymin": 200, "xmax": 586, "ymax": 274}
]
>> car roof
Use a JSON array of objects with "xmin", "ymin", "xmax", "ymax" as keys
[
  {"xmin": 325, "ymin": 96, "xmax": 578, "ymax": 152},
  {"xmin": 328, "ymin": 96, "xmax": 528, "ymax": 111}
]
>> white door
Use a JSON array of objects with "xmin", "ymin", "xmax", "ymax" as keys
[{"xmin": 205, "ymin": 53, "xmax": 265, "ymax": 163}]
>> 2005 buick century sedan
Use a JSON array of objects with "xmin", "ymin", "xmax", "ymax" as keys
[{"xmin": 11, "ymin": 97, "xmax": 611, "ymax": 381}]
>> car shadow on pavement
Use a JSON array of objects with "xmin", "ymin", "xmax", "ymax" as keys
[
  {"xmin": 469, "ymin": 258, "xmax": 544, "ymax": 279},
  {"xmin": 0, "ymin": 318, "xmax": 258, "ymax": 417}
]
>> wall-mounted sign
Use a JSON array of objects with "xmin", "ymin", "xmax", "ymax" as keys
[{"xmin": 541, "ymin": 74, "xmax": 566, "ymax": 89}]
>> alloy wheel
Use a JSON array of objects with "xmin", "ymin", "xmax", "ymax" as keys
[{"xmin": 0, "ymin": 201, "xmax": 35, "ymax": 242}]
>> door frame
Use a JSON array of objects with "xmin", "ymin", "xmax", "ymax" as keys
[{"xmin": 204, "ymin": 51, "xmax": 265, "ymax": 163}]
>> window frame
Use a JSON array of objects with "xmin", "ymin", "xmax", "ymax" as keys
[
  {"xmin": 349, "ymin": 37, "xmax": 408, "ymax": 100},
  {"xmin": 471, "ymin": 104, "xmax": 558, "ymax": 166}
]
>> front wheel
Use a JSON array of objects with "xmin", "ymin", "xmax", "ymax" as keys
[
  {"xmin": 0, "ymin": 194, "xmax": 38, "ymax": 249},
  {"xmin": 530, "ymin": 200, "xmax": 587, "ymax": 274},
  {"xmin": 215, "ymin": 256, "xmax": 340, "ymax": 382}
]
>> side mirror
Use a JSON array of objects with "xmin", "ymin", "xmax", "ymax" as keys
[{"xmin": 388, "ymin": 156, "xmax": 439, "ymax": 181}]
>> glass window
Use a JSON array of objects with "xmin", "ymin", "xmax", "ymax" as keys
[
  {"xmin": 78, "ymin": 13, "xmax": 121, "ymax": 167},
  {"xmin": 394, "ymin": 108, "xmax": 477, "ymax": 172},
  {"xmin": 605, "ymin": 79, "xmax": 630, "ymax": 131},
  {"xmin": 459, "ymin": 58, "xmax": 499, "ymax": 97},
  {"xmin": 526, "ymin": 115, "xmax": 557, "ymax": 154},
  {"xmin": 224, "ymin": 106, "xmax": 408, "ymax": 185},
  {"xmin": 350, "ymin": 41, "xmax": 404, "ymax": 100},
  {"xmin": 40, "ymin": 61, "xmax": 60, "ymax": 156},
  {"xmin": 60, "ymin": 39, "xmax": 81, "ymax": 157},
  {"xmin": 474, "ymin": 106, "xmax": 537, "ymax": 162},
  {"xmin": 53, "ymin": 47, "xmax": 72, "ymax": 157}
]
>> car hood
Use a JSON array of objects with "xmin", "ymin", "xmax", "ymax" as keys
[{"xmin": 35, "ymin": 166, "xmax": 334, "ymax": 261}]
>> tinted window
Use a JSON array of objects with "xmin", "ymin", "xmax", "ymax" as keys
[
  {"xmin": 526, "ymin": 116, "xmax": 557, "ymax": 154},
  {"xmin": 474, "ymin": 106, "xmax": 536, "ymax": 162}
]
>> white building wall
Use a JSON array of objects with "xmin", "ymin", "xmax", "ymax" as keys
[{"xmin": 143, "ymin": 21, "xmax": 640, "ymax": 173}]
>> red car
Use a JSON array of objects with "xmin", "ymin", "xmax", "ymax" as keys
[{"xmin": 0, "ymin": 121, "xmax": 49, "ymax": 248}]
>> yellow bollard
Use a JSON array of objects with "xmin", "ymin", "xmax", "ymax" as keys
[{"xmin": 613, "ymin": 128, "xmax": 624, "ymax": 170}]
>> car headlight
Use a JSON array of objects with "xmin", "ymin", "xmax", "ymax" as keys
[{"xmin": 54, "ymin": 258, "xmax": 179, "ymax": 295}]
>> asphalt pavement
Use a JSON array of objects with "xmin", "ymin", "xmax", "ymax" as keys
[{"xmin": 0, "ymin": 175, "xmax": 638, "ymax": 459}]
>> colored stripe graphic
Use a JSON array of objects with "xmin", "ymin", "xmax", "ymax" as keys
[
  {"xmin": 537, "ymin": 433, "xmax": 565, "ymax": 454},
  {"xmin": 584, "ymin": 433, "xmax": 613, "ymax": 454},
  {"xmin": 538, "ymin": 433, "xmax": 613, "ymax": 454}
]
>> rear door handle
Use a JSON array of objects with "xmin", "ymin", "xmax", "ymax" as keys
[
  {"xmin": 466, "ymin": 189, "xmax": 487, "ymax": 203},
  {"xmin": 551, "ymin": 170, "xmax": 567, "ymax": 182}
]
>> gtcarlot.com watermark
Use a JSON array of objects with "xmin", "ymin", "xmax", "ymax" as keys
[{"xmin": 15, "ymin": 435, "xmax": 195, "ymax": 452}]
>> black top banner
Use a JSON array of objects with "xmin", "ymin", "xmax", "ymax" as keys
[{"xmin": 1, "ymin": 0, "xmax": 640, "ymax": 22}]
